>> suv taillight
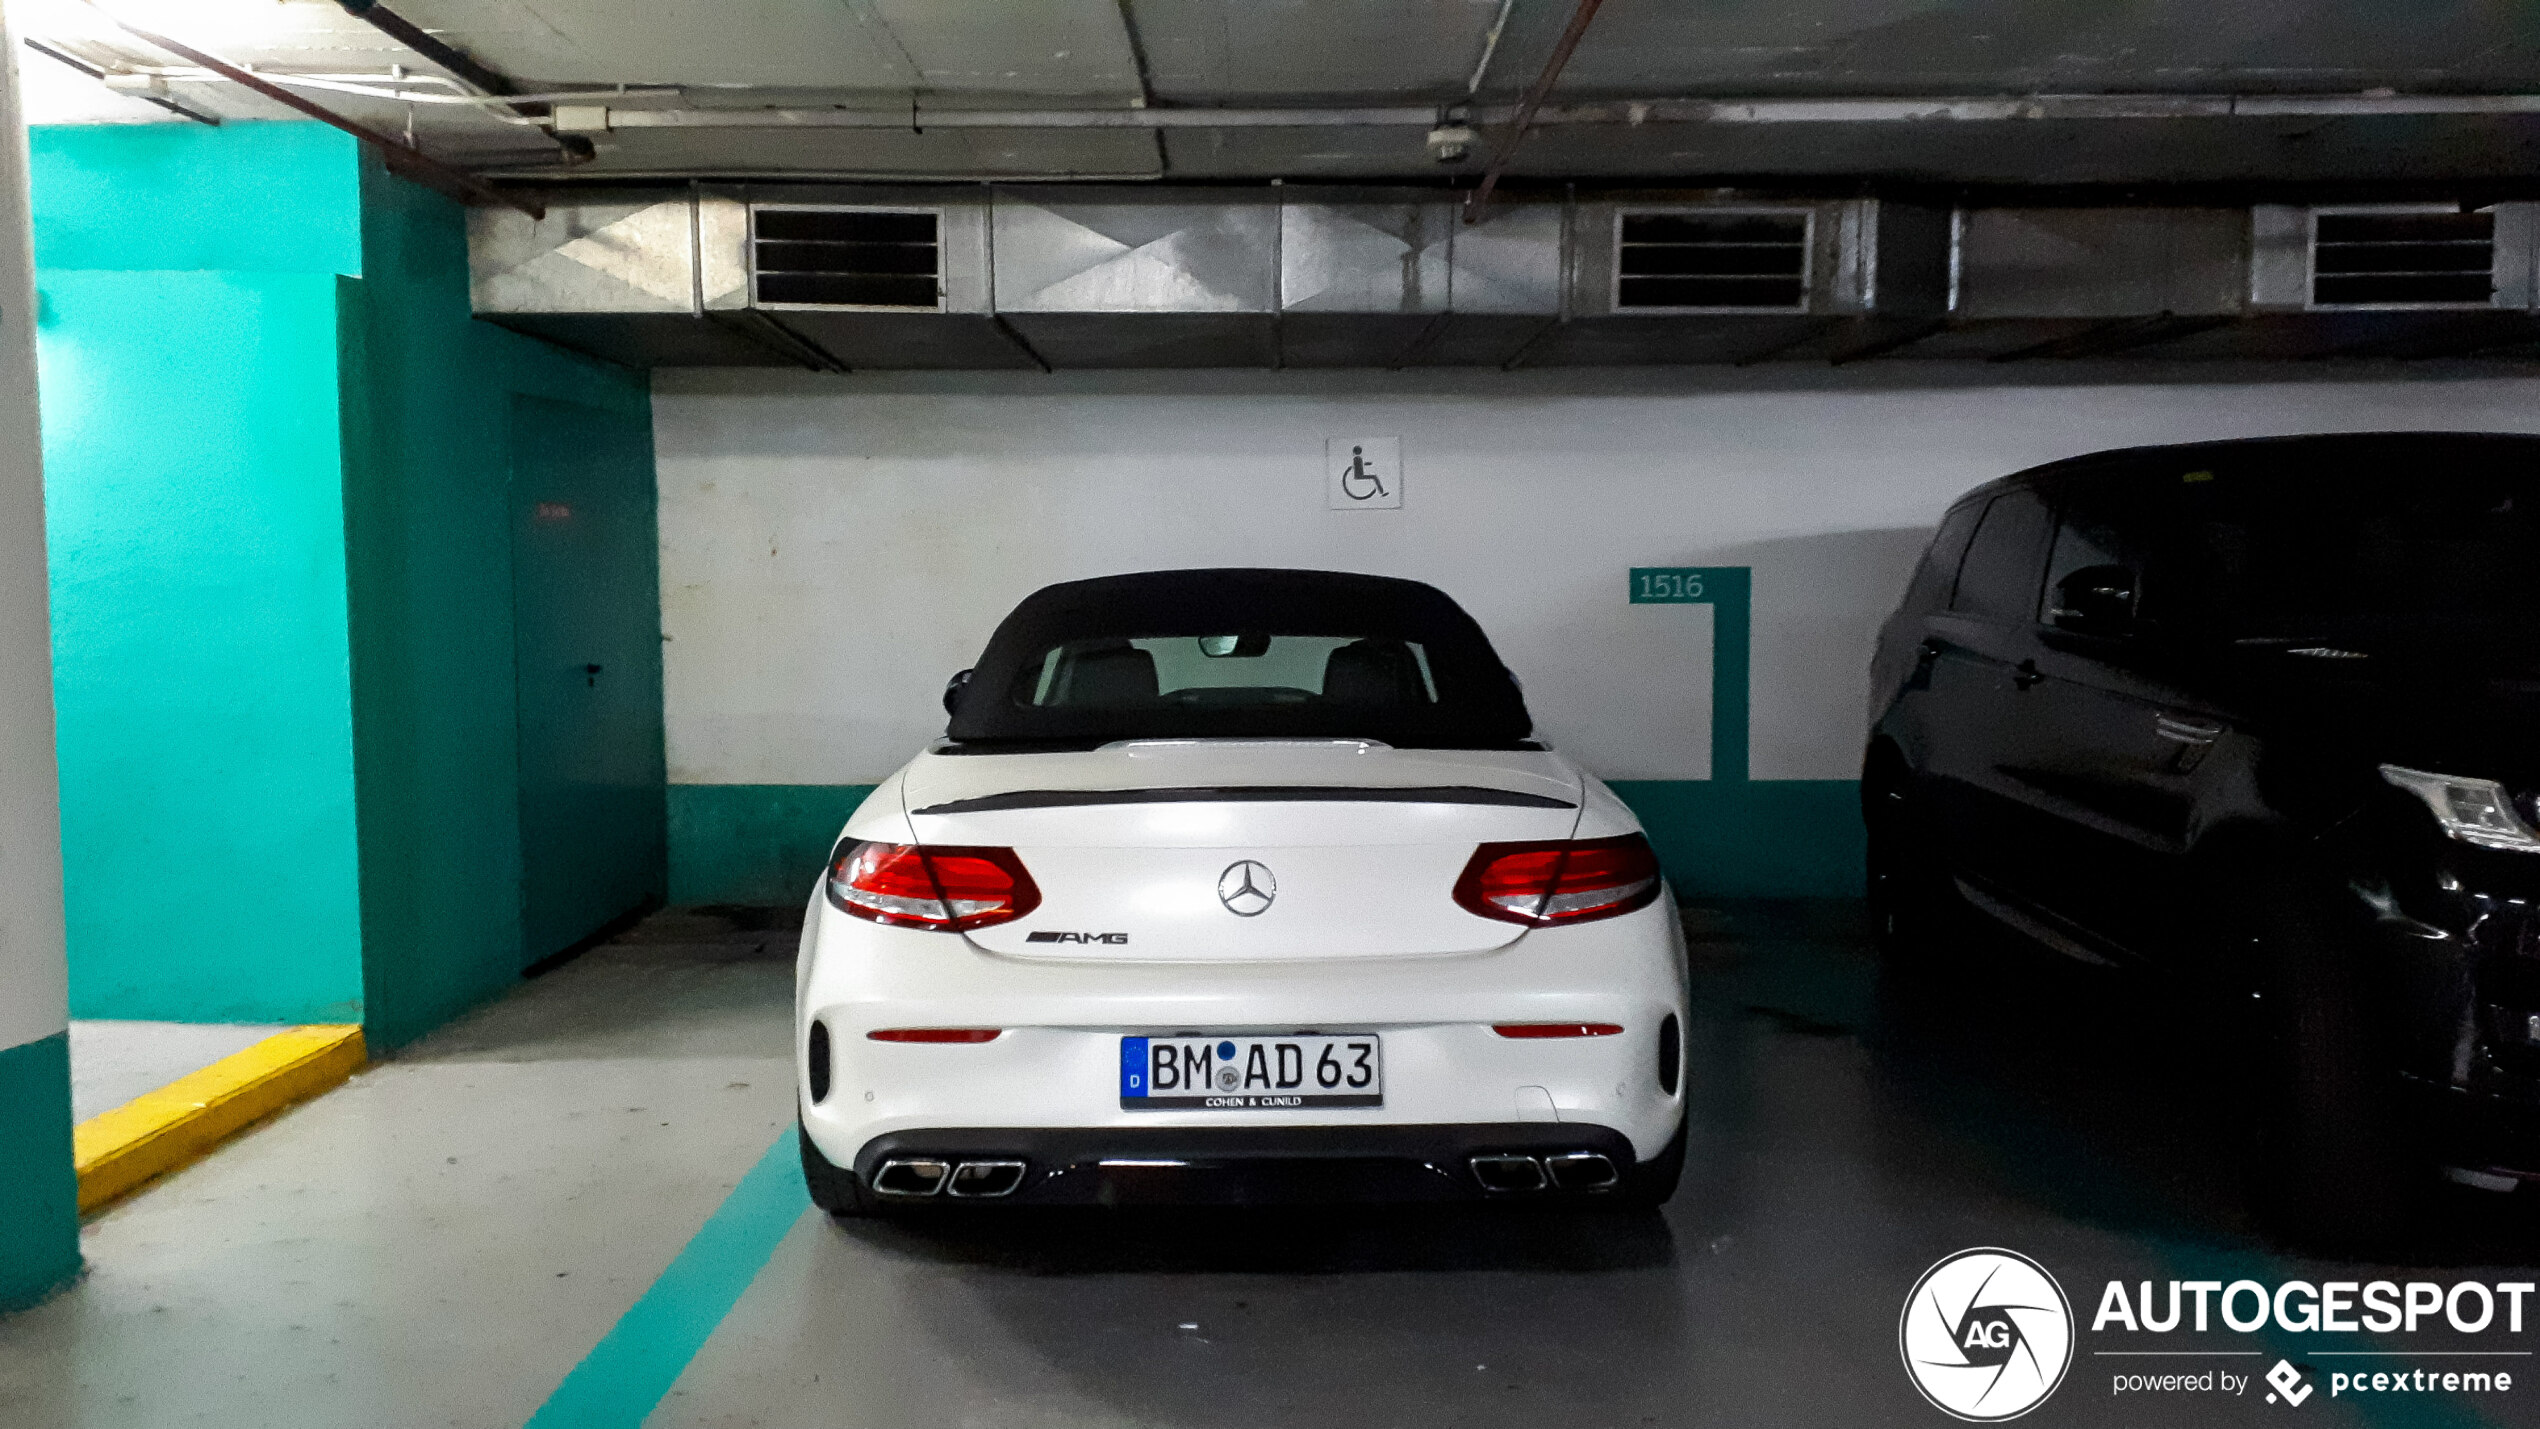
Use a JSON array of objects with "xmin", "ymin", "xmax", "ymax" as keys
[
  {"xmin": 825, "ymin": 840, "xmax": 1041, "ymax": 932},
  {"xmin": 1453, "ymin": 834, "xmax": 1662, "ymax": 927}
]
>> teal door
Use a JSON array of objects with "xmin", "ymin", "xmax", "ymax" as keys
[{"xmin": 510, "ymin": 395, "xmax": 666, "ymax": 966}]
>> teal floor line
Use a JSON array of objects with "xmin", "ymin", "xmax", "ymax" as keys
[{"xmin": 525, "ymin": 1130, "xmax": 805, "ymax": 1429}]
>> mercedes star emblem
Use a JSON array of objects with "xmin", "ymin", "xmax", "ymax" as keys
[{"xmin": 1216, "ymin": 860, "xmax": 1277, "ymax": 917}]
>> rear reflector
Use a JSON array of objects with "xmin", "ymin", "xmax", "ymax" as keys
[
  {"xmin": 867, "ymin": 1028, "xmax": 1003, "ymax": 1043},
  {"xmin": 807, "ymin": 1019, "xmax": 832, "ymax": 1102},
  {"xmin": 1493, "ymin": 1023, "xmax": 1625, "ymax": 1038},
  {"xmin": 826, "ymin": 840, "xmax": 1041, "ymax": 932},
  {"xmin": 1453, "ymin": 834, "xmax": 1662, "ymax": 927}
]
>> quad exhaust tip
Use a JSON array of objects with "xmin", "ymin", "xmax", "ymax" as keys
[
  {"xmin": 873, "ymin": 1157, "xmax": 1028, "ymax": 1198},
  {"xmin": 879, "ymin": 1152, "xmax": 1616, "ymax": 1198},
  {"xmin": 1470, "ymin": 1151, "xmax": 1618, "ymax": 1193},
  {"xmin": 873, "ymin": 1158, "xmax": 950, "ymax": 1196},
  {"xmin": 948, "ymin": 1159, "xmax": 1028, "ymax": 1197},
  {"xmin": 1469, "ymin": 1153, "xmax": 1547, "ymax": 1192},
  {"xmin": 1544, "ymin": 1151, "xmax": 1618, "ymax": 1191}
]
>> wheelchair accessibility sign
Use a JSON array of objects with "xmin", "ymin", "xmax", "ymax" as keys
[{"xmin": 1326, "ymin": 437, "xmax": 1403, "ymax": 510}]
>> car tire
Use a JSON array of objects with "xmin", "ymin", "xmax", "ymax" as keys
[
  {"xmin": 1608, "ymin": 1115, "xmax": 1687, "ymax": 1210},
  {"xmin": 2244, "ymin": 874, "xmax": 2414, "ymax": 1252},
  {"xmin": 799, "ymin": 1120, "xmax": 877, "ymax": 1219},
  {"xmin": 1864, "ymin": 759, "xmax": 1955, "ymax": 961}
]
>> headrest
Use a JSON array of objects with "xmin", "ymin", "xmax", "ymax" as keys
[
  {"xmin": 1062, "ymin": 643, "xmax": 1158, "ymax": 703},
  {"xmin": 1322, "ymin": 639, "xmax": 1421, "ymax": 705}
]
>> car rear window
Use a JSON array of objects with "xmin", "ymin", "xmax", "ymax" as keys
[
  {"xmin": 1902, "ymin": 500, "xmax": 1986, "ymax": 613},
  {"xmin": 1023, "ymin": 635, "xmax": 1438, "ymax": 711},
  {"xmin": 1950, "ymin": 490, "xmax": 2054, "ymax": 621},
  {"xmin": 947, "ymin": 569, "xmax": 1533, "ymax": 750}
]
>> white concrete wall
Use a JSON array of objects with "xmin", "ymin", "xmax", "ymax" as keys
[
  {"xmin": 0, "ymin": 3, "xmax": 67, "ymax": 1056},
  {"xmin": 654, "ymin": 367, "xmax": 2540, "ymax": 789}
]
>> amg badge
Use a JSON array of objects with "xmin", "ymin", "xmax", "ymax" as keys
[{"xmin": 1025, "ymin": 930, "xmax": 1130, "ymax": 944}]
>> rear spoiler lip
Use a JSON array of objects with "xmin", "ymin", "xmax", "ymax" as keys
[{"xmin": 909, "ymin": 785, "xmax": 1578, "ymax": 816}]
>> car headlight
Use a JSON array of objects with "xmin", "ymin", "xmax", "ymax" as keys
[{"xmin": 2380, "ymin": 765, "xmax": 2540, "ymax": 853}]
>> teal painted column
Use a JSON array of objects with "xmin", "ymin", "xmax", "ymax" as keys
[
  {"xmin": 0, "ymin": 16, "xmax": 82, "ymax": 1308},
  {"xmin": 38, "ymin": 270, "xmax": 366, "ymax": 1023},
  {"xmin": 31, "ymin": 122, "xmax": 370, "ymax": 1028},
  {"xmin": 0, "ymin": 1034, "xmax": 78, "ymax": 1308},
  {"xmin": 1628, "ymin": 566, "xmax": 1750, "ymax": 782},
  {"xmin": 26, "ymin": 125, "xmax": 657, "ymax": 1048}
]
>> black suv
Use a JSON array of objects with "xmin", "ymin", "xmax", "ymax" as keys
[{"xmin": 1866, "ymin": 432, "xmax": 2540, "ymax": 1239}]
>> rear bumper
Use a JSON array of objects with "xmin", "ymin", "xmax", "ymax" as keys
[
  {"xmin": 836, "ymin": 1121, "xmax": 1649, "ymax": 1206},
  {"xmin": 797, "ymin": 894, "xmax": 1692, "ymax": 1171}
]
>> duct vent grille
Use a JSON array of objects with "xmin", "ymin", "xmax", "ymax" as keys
[
  {"xmin": 753, "ymin": 207, "xmax": 940, "ymax": 309},
  {"xmin": 2311, "ymin": 211, "xmax": 2494, "ymax": 308},
  {"xmin": 1616, "ymin": 211, "xmax": 1810, "ymax": 310}
]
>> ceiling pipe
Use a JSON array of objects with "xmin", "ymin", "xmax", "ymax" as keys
[
  {"xmin": 579, "ymin": 105, "xmax": 1463, "ymax": 130},
  {"xmin": 1108, "ymin": 0, "xmax": 1168, "ymax": 175},
  {"xmin": 1464, "ymin": 0, "xmax": 1605, "ymax": 223},
  {"xmin": 334, "ymin": 1, "xmax": 515, "ymax": 102},
  {"xmin": 332, "ymin": 0, "xmax": 594, "ymax": 162},
  {"xmin": 21, "ymin": 37, "xmax": 218, "ymax": 125},
  {"xmin": 558, "ymin": 90, "xmax": 2540, "ymax": 134},
  {"xmin": 1465, "ymin": 0, "xmax": 1519, "ymax": 96},
  {"xmin": 104, "ymin": 16, "xmax": 542, "ymax": 218}
]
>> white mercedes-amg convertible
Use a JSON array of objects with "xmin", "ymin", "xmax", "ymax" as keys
[{"xmin": 795, "ymin": 568, "xmax": 1689, "ymax": 1212}]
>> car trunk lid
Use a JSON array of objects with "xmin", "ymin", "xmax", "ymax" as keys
[{"xmin": 900, "ymin": 741, "xmax": 1583, "ymax": 962}]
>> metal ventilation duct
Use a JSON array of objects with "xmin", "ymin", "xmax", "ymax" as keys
[
  {"xmin": 2249, "ymin": 204, "xmax": 2540, "ymax": 311},
  {"xmin": 467, "ymin": 191, "xmax": 819, "ymax": 367},
  {"xmin": 1613, "ymin": 211, "xmax": 1813, "ymax": 311},
  {"xmin": 989, "ymin": 192, "xmax": 1281, "ymax": 367},
  {"xmin": 1543, "ymin": 197, "xmax": 1944, "ymax": 364},
  {"xmin": 2310, "ymin": 210, "xmax": 2495, "ymax": 308},
  {"xmin": 2224, "ymin": 202, "xmax": 2540, "ymax": 359},
  {"xmin": 752, "ymin": 208, "xmax": 944, "ymax": 310},
  {"xmin": 468, "ymin": 188, "xmax": 2540, "ymax": 368}
]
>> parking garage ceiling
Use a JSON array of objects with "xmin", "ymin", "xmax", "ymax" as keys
[{"xmin": 13, "ymin": 0, "xmax": 2540, "ymax": 193}]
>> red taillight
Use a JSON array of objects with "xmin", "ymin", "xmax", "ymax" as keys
[
  {"xmin": 1493, "ymin": 1023, "xmax": 1624, "ymax": 1038},
  {"xmin": 1453, "ymin": 834, "xmax": 1662, "ymax": 927},
  {"xmin": 825, "ymin": 840, "xmax": 1041, "ymax": 932},
  {"xmin": 867, "ymin": 1028, "xmax": 1003, "ymax": 1043}
]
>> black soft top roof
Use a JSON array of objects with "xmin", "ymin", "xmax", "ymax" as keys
[{"xmin": 944, "ymin": 568, "xmax": 1536, "ymax": 749}]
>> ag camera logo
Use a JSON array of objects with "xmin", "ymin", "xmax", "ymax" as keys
[{"xmin": 1901, "ymin": 1248, "xmax": 2076, "ymax": 1420}]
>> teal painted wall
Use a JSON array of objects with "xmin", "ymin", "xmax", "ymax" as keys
[
  {"xmin": 31, "ymin": 122, "xmax": 660, "ymax": 1044},
  {"xmin": 36, "ymin": 269, "xmax": 366, "ymax": 1023},
  {"xmin": 669, "ymin": 785, "xmax": 873, "ymax": 905},
  {"xmin": 1609, "ymin": 780, "xmax": 1864, "ymax": 899},
  {"xmin": 35, "ymin": 125, "xmax": 369, "ymax": 1023},
  {"xmin": 507, "ymin": 395, "xmax": 669, "ymax": 966},
  {"xmin": 30, "ymin": 123, "xmax": 360, "ymax": 274},
  {"xmin": 664, "ymin": 779, "xmax": 1859, "ymax": 905},
  {"xmin": 343, "ymin": 155, "xmax": 658, "ymax": 1047},
  {"xmin": 0, "ymin": 1033, "xmax": 79, "ymax": 1309}
]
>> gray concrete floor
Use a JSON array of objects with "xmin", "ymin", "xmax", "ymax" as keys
[
  {"xmin": 67, "ymin": 1022, "xmax": 290, "ymax": 1123},
  {"xmin": 4, "ymin": 903, "xmax": 2539, "ymax": 1428}
]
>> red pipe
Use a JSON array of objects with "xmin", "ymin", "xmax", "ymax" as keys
[
  {"xmin": 110, "ymin": 19, "xmax": 542, "ymax": 219},
  {"xmin": 1463, "ymin": 0, "xmax": 1607, "ymax": 224}
]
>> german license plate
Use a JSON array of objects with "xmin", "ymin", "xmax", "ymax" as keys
[{"xmin": 1119, "ymin": 1034, "xmax": 1382, "ymax": 1110}]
